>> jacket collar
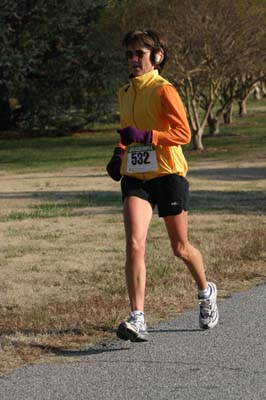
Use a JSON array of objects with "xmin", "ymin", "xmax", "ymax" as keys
[{"xmin": 130, "ymin": 69, "xmax": 159, "ymax": 91}]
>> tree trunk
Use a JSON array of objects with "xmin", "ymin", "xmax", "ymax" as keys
[
  {"xmin": 191, "ymin": 127, "xmax": 204, "ymax": 150},
  {"xmin": 261, "ymin": 81, "xmax": 266, "ymax": 97},
  {"xmin": 223, "ymin": 105, "xmax": 233, "ymax": 124},
  {"xmin": 238, "ymin": 99, "xmax": 247, "ymax": 117},
  {"xmin": 253, "ymin": 84, "xmax": 261, "ymax": 100},
  {"xmin": 208, "ymin": 113, "xmax": 220, "ymax": 136},
  {"xmin": 0, "ymin": 98, "xmax": 12, "ymax": 130}
]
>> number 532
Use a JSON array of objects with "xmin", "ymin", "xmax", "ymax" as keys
[{"xmin": 131, "ymin": 151, "xmax": 151, "ymax": 165}]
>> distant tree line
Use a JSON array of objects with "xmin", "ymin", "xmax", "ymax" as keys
[{"xmin": 0, "ymin": 0, "xmax": 265, "ymax": 149}]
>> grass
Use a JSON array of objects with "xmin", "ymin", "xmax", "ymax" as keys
[
  {"xmin": 0, "ymin": 132, "xmax": 116, "ymax": 172},
  {"xmin": 0, "ymin": 98, "xmax": 266, "ymax": 172},
  {"xmin": 185, "ymin": 98, "xmax": 266, "ymax": 161},
  {"xmin": 0, "ymin": 98, "xmax": 265, "ymax": 374},
  {"xmin": 0, "ymin": 193, "xmax": 121, "ymax": 222}
]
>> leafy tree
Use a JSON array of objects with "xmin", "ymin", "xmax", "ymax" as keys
[{"xmin": 0, "ymin": 0, "xmax": 116, "ymax": 131}]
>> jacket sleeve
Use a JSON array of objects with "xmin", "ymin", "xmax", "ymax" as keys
[
  {"xmin": 152, "ymin": 85, "xmax": 191, "ymax": 146},
  {"xmin": 116, "ymin": 142, "xmax": 126, "ymax": 151}
]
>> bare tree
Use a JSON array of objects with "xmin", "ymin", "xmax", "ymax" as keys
[
  {"xmin": 103, "ymin": 0, "xmax": 266, "ymax": 149},
  {"xmin": 166, "ymin": 0, "xmax": 266, "ymax": 148},
  {"xmin": 210, "ymin": 2, "xmax": 266, "ymax": 129}
]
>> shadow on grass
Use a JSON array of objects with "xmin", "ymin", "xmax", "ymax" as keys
[
  {"xmin": 190, "ymin": 190, "xmax": 266, "ymax": 214},
  {"xmin": 0, "ymin": 190, "xmax": 122, "ymax": 206},
  {"xmin": 0, "ymin": 189, "xmax": 265, "ymax": 217},
  {"xmin": 0, "ymin": 173, "xmax": 107, "ymax": 181},
  {"xmin": 0, "ymin": 191, "xmax": 123, "ymax": 220},
  {"xmin": 188, "ymin": 166, "xmax": 266, "ymax": 181}
]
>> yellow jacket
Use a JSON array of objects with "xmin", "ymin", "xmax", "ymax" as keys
[{"xmin": 117, "ymin": 69, "xmax": 191, "ymax": 180}]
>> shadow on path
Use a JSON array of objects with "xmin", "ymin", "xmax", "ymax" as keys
[
  {"xmin": 150, "ymin": 328, "xmax": 202, "ymax": 333},
  {"xmin": 29, "ymin": 342, "xmax": 129, "ymax": 357}
]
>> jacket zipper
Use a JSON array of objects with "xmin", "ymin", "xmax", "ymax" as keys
[
  {"xmin": 131, "ymin": 82, "xmax": 138, "ymax": 128},
  {"xmin": 131, "ymin": 81, "xmax": 145, "ymax": 179}
]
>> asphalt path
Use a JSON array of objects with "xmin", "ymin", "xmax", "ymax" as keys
[{"xmin": 0, "ymin": 284, "xmax": 265, "ymax": 400}]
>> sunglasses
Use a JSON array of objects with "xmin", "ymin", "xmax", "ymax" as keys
[{"xmin": 126, "ymin": 49, "xmax": 150, "ymax": 59}]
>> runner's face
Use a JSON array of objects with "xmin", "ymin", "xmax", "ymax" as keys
[{"xmin": 126, "ymin": 45, "xmax": 154, "ymax": 77}]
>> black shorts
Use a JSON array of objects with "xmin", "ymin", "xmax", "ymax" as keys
[{"xmin": 121, "ymin": 174, "xmax": 189, "ymax": 217}]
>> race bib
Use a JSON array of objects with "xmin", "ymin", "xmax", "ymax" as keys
[{"xmin": 127, "ymin": 145, "xmax": 158, "ymax": 173}]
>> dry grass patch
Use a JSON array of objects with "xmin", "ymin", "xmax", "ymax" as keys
[{"xmin": 0, "ymin": 162, "xmax": 266, "ymax": 374}]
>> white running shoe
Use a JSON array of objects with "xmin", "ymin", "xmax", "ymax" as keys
[
  {"xmin": 198, "ymin": 282, "xmax": 219, "ymax": 329},
  {"xmin": 117, "ymin": 314, "xmax": 148, "ymax": 342}
]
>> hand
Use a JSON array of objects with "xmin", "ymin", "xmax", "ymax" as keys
[
  {"xmin": 117, "ymin": 126, "xmax": 152, "ymax": 146},
  {"xmin": 106, "ymin": 147, "xmax": 125, "ymax": 181}
]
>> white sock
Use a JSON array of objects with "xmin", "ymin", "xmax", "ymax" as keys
[
  {"xmin": 198, "ymin": 283, "xmax": 211, "ymax": 299},
  {"xmin": 131, "ymin": 310, "xmax": 144, "ymax": 323}
]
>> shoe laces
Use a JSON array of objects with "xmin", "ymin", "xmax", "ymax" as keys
[
  {"xmin": 199, "ymin": 297, "xmax": 213, "ymax": 317},
  {"xmin": 127, "ymin": 316, "xmax": 146, "ymax": 331}
]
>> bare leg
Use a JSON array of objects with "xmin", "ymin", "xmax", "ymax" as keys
[
  {"xmin": 123, "ymin": 196, "xmax": 153, "ymax": 311},
  {"xmin": 164, "ymin": 211, "xmax": 207, "ymax": 290}
]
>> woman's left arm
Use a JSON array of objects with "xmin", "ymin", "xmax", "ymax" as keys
[{"xmin": 152, "ymin": 85, "xmax": 191, "ymax": 146}]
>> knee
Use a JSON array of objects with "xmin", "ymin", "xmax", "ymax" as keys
[
  {"xmin": 172, "ymin": 242, "xmax": 190, "ymax": 262},
  {"xmin": 126, "ymin": 238, "xmax": 146, "ymax": 258}
]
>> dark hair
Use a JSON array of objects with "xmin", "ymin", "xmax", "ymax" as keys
[{"xmin": 122, "ymin": 29, "xmax": 167, "ymax": 72}]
